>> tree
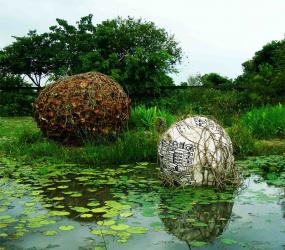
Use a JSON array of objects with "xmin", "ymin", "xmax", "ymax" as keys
[
  {"xmin": 201, "ymin": 73, "xmax": 232, "ymax": 89},
  {"xmin": 0, "ymin": 31, "xmax": 54, "ymax": 88},
  {"xmin": 0, "ymin": 73, "xmax": 35, "ymax": 116},
  {"xmin": 236, "ymin": 39, "xmax": 285, "ymax": 100},
  {"xmin": 0, "ymin": 15, "xmax": 182, "ymax": 98},
  {"xmin": 47, "ymin": 14, "xmax": 97, "ymax": 79},
  {"xmin": 185, "ymin": 74, "xmax": 203, "ymax": 86},
  {"xmin": 83, "ymin": 16, "xmax": 182, "ymax": 97}
]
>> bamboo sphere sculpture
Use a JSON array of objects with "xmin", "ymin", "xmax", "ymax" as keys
[
  {"xmin": 34, "ymin": 72, "xmax": 131, "ymax": 142},
  {"xmin": 158, "ymin": 116, "xmax": 239, "ymax": 189}
]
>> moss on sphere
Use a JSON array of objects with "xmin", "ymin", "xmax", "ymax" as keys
[{"xmin": 33, "ymin": 72, "xmax": 131, "ymax": 143}]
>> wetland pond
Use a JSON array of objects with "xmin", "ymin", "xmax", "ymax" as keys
[{"xmin": 0, "ymin": 160, "xmax": 285, "ymax": 250}]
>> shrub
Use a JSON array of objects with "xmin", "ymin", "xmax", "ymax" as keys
[
  {"xmin": 227, "ymin": 122, "xmax": 255, "ymax": 158},
  {"xmin": 0, "ymin": 74, "xmax": 36, "ymax": 116},
  {"xmin": 142, "ymin": 88, "xmax": 251, "ymax": 126},
  {"xmin": 128, "ymin": 105, "xmax": 175, "ymax": 131},
  {"xmin": 241, "ymin": 104, "xmax": 285, "ymax": 139}
]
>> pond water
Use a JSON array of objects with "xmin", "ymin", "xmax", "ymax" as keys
[{"xmin": 0, "ymin": 162, "xmax": 285, "ymax": 250}]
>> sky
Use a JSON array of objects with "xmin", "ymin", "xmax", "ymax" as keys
[{"xmin": 0, "ymin": 0, "xmax": 284, "ymax": 84}]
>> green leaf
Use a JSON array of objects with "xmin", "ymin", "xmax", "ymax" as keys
[
  {"xmin": 221, "ymin": 238, "xmax": 237, "ymax": 245},
  {"xmin": 59, "ymin": 225, "xmax": 75, "ymax": 231},
  {"xmin": 110, "ymin": 224, "xmax": 130, "ymax": 231}
]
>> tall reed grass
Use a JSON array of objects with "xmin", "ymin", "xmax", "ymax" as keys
[
  {"xmin": 128, "ymin": 105, "xmax": 175, "ymax": 131},
  {"xmin": 241, "ymin": 104, "xmax": 285, "ymax": 139}
]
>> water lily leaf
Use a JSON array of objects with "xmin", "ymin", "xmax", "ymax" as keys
[
  {"xmin": 87, "ymin": 201, "xmax": 100, "ymax": 207},
  {"xmin": 91, "ymin": 207, "xmax": 107, "ymax": 213},
  {"xmin": 138, "ymin": 162, "xmax": 149, "ymax": 166},
  {"xmin": 102, "ymin": 210, "xmax": 119, "ymax": 218},
  {"xmin": 0, "ymin": 223, "xmax": 8, "ymax": 228},
  {"xmin": 221, "ymin": 238, "xmax": 237, "ymax": 245},
  {"xmin": 120, "ymin": 211, "xmax": 133, "ymax": 218},
  {"xmin": 190, "ymin": 240, "xmax": 207, "ymax": 247},
  {"xmin": 42, "ymin": 204, "xmax": 53, "ymax": 208},
  {"xmin": 59, "ymin": 225, "xmax": 75, "ymax": 231},
  {"xmin": 70, "ymin": 192, "xmax": 82, "ymax": 197},
  {"xmin": 28, "ymin": 220, "xmax": 56, "ymax": 228},
  {"xmin": 80, "ymin": 213, "xmax": 93, "ymax": 218},
  {"xmin": 57, "ymin": 185, "xmax": 68, "ymax": 189},
  {"xmin": 52, "ymin": 197, "xmax": 65, "ymax": 201},
  {"xmin": 93, "ymin": 247, "xmax": 104, "ymax": 250},
  {"xmin": 49, "ymin": 210, "xmax": 70, "ymax": 216},
  {"xmin": 43, "ymin": 230, "xmax": 58, "ymax": 236},
  {"xmin": 110, "ymin": 224, "xmax": 130, "ymax": 231},
  {"xmin": 97, "ymin": 220, "xmax": 116, "ymax": 226},
  {"xmin": 91, "ymin": 229, "xmax": 117, "ymax": 236},
  {"xmin": 126, "ymin": 226, "xmax": 148, "ymax": 234},
  {"xmin": 24, "ymin": 202, "xmax": 35, "ymax": 207},
  {"xmin": 71, "ymin": 207, "xmax": 90, "ymax": 213},
  {"xmin": 54, "ymin": 205, "xmax": 65, "ymax": 209}
]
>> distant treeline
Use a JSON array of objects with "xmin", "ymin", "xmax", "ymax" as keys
[{"xmin": 0, "ymin": 14, "xmax": 284, "ymax": 116}]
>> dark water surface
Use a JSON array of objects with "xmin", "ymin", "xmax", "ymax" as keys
[{"xmin": 0, "ymin": 163, "xmax": 284, "ymax": 250}]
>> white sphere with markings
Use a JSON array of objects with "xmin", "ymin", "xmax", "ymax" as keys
[{"xmin": 158, "ymin": 116, "xmax": 236, "ymax": 187}]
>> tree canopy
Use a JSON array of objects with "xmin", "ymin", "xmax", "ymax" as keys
[
  {"xmin": 0, "ymin": 31, "xmax": 54, "ymax": 88},
  {"xmin": 0, "ymin": 15, "xmax": 182, "ymax": 97},
  {"xmin": 236, "ymin": 39, "xmax": 285, "ymax": 100}
]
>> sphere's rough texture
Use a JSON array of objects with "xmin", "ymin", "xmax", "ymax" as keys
[
  {"xmin": 158, "ymin": 116, "xmax": 238, "ymax": 188},
  {"xmin": 34, "ymin": 72, "xmax": 131, "ymax": 142}
]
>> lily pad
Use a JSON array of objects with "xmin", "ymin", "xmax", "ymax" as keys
[
  {"xmin": 110, "ymin": 224, "xmax": 130, "ymax": 231},
  {"xmin": 80, "ymin": 213, "xmax": 93, "ymax": 218},
  {"xmin": 126, "ymin": 226, "xmax": 148, "ymax": 234},
  {"xmin": 190, "ymin": 240, "xmax": 207, "ymax": 247},
  {"xmin": 59, "ymin": 225, "xmax": 75, "ymax": 231},
  {"xmin": 97, "ymin": 220, "xmax": 116, "ymax": 226},
  {"xmin": 120, "ymin": 211, "xmax": 133, "ymax": 218},
  {"xmin": 221, "ymin": 238, "xmax": 237, "ymax": 245},
  {"xmin": 43, "ymin": 230, "xmax": 58, "ymax": 236}
]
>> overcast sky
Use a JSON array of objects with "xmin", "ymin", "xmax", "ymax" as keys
[{"xmin": 0, "ymin": 0, "xmax": 284, "ymax": 83}]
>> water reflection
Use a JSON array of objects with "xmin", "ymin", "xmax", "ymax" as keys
[
  {"xmin": 40, "ymin": 173, "xmax": 115, "ymax": 222},
  {"xmin": 159, "ymin": 189, "xmax": 234, "ymax": 245}
]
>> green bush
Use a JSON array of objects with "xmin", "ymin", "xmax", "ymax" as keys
[
  {"xmin": 128, "ymin": 105, "xmax": 175, "ymax": 131},
  {"xmin": 0, "ymin": 74, "xmax": 36, "ymax": 116},
  {"xmin": 143, "ymin": 88, "xmax": 251, "ymax": 126},
  {"xmin": 241, "ymin": 104, "xmax": 285, "ymax": 139},
  {"xmin": 227, "ymin": 121, "xmax": 255, "ymax": 158}
]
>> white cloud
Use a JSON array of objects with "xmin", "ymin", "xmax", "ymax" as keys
[{"xmin": 0, "ymin": 0, "xmax": 284, "ymax": 83}]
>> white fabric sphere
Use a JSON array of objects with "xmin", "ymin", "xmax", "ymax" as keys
[{"xmin": 158, "ymin": 116, "xmax": 235, "ymax": 186}]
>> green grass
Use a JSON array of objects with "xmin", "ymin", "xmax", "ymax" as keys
[
  {"xmin": 1, "ymin": 103, "xmax": 285, "ymax": 167},
  {"xmin": 241, "ymin": 103, "xmax": 285, "ymax": 139},
  {"xmin": 128, "ymin": 105, "xmax": 175, "ymax": 131},
  {"xmin": 0, "ymin": 116, "xmax": 159, "ymax": 166}
]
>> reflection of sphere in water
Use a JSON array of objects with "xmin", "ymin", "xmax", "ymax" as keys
[
  {"xmin": 158, "ymin": 116, "xmax": 236, "ymax": 187},
  {"xmin": 161, "ymin": 202, "xmax": 233, "ymax": 243}
]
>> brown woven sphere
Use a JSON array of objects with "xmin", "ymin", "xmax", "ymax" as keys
[{"xmin": 33, "ymin": 72, "xmax": 131, "ymax": 143}]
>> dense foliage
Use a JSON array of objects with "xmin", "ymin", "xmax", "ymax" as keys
[
  {"xmin": 241, "ymin": 104, "xmax": 285, "ymax": 139},
  {"xmin": 0, "ymin": 15, "xmax": 182, "ymax": 98},
  {"xmin": 0, "ymin": 73, "xmax": 36, "ymax": 116},
  {"xmin": 236, "ymin": 39, "xmax": 285, "ymax": 102}
]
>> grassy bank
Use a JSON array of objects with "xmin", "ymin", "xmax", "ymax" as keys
[
  {"xmin": 0, "ymin": 117, "xmax": 159, "ymax": 166},
  {"xmin": 1, "ymin": 104, "xmax": 285, "ymax": 167}
]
